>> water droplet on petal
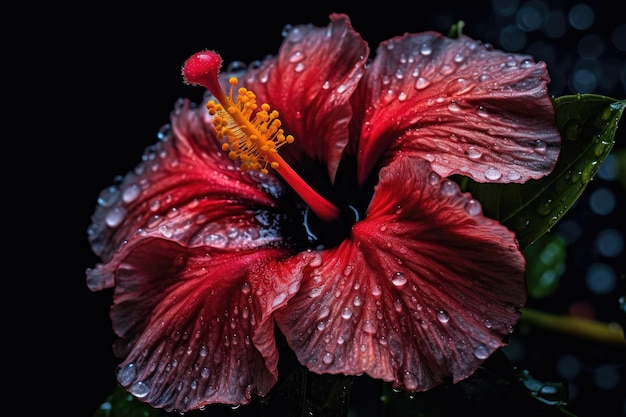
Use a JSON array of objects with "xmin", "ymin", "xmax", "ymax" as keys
[
  {"xmin": 414, "ymin": 77, "xmax": 430, "ymax": 89},
  {"xmin": 465, "ymin": 199, "xmax": 482, "ymax": 216},
  {"xmin": 439, "ymin": 180, "xmax": 457, "ymax": 196},
  {"xmin": 122, "ymin": 183, "xmax": 141, "ymax": 203},
  {"xmin": 272, "ymin": 292, "xmax": 288, "ymax": 307},
  {"xmin": 129, "ymin": 381, "xmax": 150, "ymax": 398},
  {"xmin": 467, "ymin": 146, "xmax": 482, "ymax": 159},
  {"xmin": 317, "ymin": 305, "xmax": 330, "ymax": 319},
  {"xmin": 362, "ymin": 320, "xmax": 377, "ymax": 333},
  {"xmin": 309, "ymin": 287, "xmax": 322, "ymax": 298},
  {"xmin": 98, "ymin": 186, "xmax": 120, "ymax": 207},
  {"xmin": 484, "ymin": 166, "xmax": 502, "ymax": 180},
  {"xmin": 392, "ymin": 272, "xmax": 407, "ymax": 286},
  {"xmin": 420, "ymin": 43, "xmax": 432, "ymax": 55},
  {"xmin": 117, "ymin": 363, "xmax": 137, "ymax": 386},
  {"xmin": 448, "ymin": 102, "xmax": 461, "ymax": 112},
  {"xmin": 507, "ymin": 171, "xmax": 521, "ymax": 181},
  {"xmin": 437, "ymin": 309, "xmax": 450, "ymax": 323},
  {"xmin": 105, "ymin": 207, "xmax": 126, "ymax": 228},
  {"xmin": 341, "ymin": 307, "xmax": 353, "ymax": 319},
  {"xmin": 474, "ymin": 345, "xmax": 490, "ymax": 359},
  {"xmin": 428, "ymin": 171, "xmax": 440, "ymax": 185},
  {"xmin": 288, "ymin": 50, "xmax": 305, "ymax": 63},
  {"xmin": 403, "ymin": 371, "xmax": 419, "ymax": 390}
]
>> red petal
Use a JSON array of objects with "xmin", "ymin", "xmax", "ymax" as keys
[
  {"xmin": 91, "ymin": 237, "xmax": 294, "ymax": 412},
  {"xmin": 275, "ymin": 156, "xmax": 525, "ymax": 391},
  {"xmin": 241, "ymin": 13, "xmax": 369, "ymax": 182},
  {"xmin": 355, "ymin": 32, "xmax": 560, "ymax": 184},
  {"xmin": 87, "ymin": 99, "xmax": 286, "ymax": 263}
]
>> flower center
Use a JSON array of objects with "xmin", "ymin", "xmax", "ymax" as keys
[{"xmin": 183, "ymin": 51, "xmax": 341, "ymax": 222}]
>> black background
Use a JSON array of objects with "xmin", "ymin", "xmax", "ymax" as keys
[{"xmin": 3, "ymin": 1, "xmax": 624, "ymax": 416}]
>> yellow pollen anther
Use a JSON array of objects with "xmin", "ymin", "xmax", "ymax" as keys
[{"xmin": 207, "ymin": 77, "xmax": 294, "ymax": 174}]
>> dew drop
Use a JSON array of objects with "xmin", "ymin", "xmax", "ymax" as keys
[
  {"xmin": 317, "ymin": 305, "xmax": 330, "ymax": 319},
  {"xmin": 507, "ymin": 171, "xmax": 521, "ymax": 181},
  {"xmin": 534, "ymin": 139, "xmax": 547, "ymax": 153},
  {"xmin": 414, "ymin": 77, "xmax": 430, "ymax": 89},
  {"xmin": 420, "ymin": 43, "xmax": 432, "ymax": 55},
  {"xmin": 448, "ymin": 102, "xmax": 461, "ymax": 112},
  {"xmin": 105, "ymin": 207, "xmax": 126, "ymax": 228},
  {"xmin": 477, "ymin": 106, "xmax": 489, "ymax": 118},
  {"xmin": 428, "ymin": 171, "xmax": 440, "ymax": 185},
  {"xmin": 362, "ymin": 320, "xmax": 377, "ymax": 334},
  {"xmin": 391, "ymin": 272, "xmax": 407, "ymax": 286},
  {"xmin": 371, "ymin": 284, "xmax": 382, "ymax": 296},
  {"xmin": 98, "ymin": 185, "xmax": 120, "ymax": 207},
  {"xmin": 474, "ymin": 345, "xmax": 490, "ymax": 359},
  {"xmin": 272, "ymin": 292, "xmax": 288, "ymax": 308},
  {"xmin": 117, "ymin": 363, "xmax": 137, "ymax": 386},
  {"xmin": 465, "ymin": 199, "xmax": 482, "ymax": 216},
  {"xmin": 403, "ymin": 371, "xmax": 419, "ymax": 390},
  {"xmin": 437, "ymin": 309, "xmax": 450, "ymax": 323},
  {"xmin": 439, "ymin": 180, "xmax": 457, "ymax": 196},
  {"xmin": 288, "ymin": 50, "xmax": 305, "ymax": 63},
  {"xmin": 484, "ymin": 166, "xmax": 502, "ymax": 180},
  {"xmin": 341, "ymin": 307, "xmax": 353, "ymax": 319},
  {"xmin": 323, "ymin": 352, "xmax": 334, "ymax": 364},
  {"xmin": 129, "ymin": 381, "xmax": 150, "ymax": 398},
  {"xmin": 122, "ymin": 183, "xmax": 141, "ymax": 203},
  {"xmin": 467, "ymin": 146, "xmax": 482, "ymax": 159},
  {"xmin": 309, "ymin": 287, "xmax": 322, "ymax": 298}
]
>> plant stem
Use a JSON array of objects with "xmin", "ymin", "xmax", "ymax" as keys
[{"xmin": 520, "ymin": 308, "xmax": 625, "ymax": 346}]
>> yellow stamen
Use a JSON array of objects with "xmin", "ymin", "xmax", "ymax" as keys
[
  {"xmin": 207, "ymin": 77, "xmax": 295, "ymax": 175},
  {"xmin": 182, "ymin": 50, "xmax": 340, "ymax": 222}
]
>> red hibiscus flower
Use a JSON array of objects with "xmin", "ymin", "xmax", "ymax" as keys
[{"xmin": 86, "ymin": 13, "xmax": 560, "ymax": 413}]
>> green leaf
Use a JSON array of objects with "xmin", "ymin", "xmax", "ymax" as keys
[
  {"xmin": 381, "ymin": 350, "xmax": 577, "ymax": 416},
  {"xmin": 456, "ymin": 94, "xmax": 625, "ymax": 250},
  {"xmin": 524, "ymin": 232, "xmax": 566, "ymax": 299},
  {"xmin": 448, "ymin": 20, "xmax": 465, "ymax": 38}
]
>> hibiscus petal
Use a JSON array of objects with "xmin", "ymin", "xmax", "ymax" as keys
[
  {"xmin": 87, "ymin": 99, "xmax": 286, "ymax": 263},
  {"xmin": 274, "ymin": 156, "xmax": 526, "ymax": 391},
  {"xmin": 88, "ymin": 237, "xmax": 298, "ymax": 412},
  {"xmin": 355, "ymin": 32, "xmax": 560, "ymax": 185},
  {"xmin": 241, "ymin": 13, "xmax": 369, "ymax": 182}
]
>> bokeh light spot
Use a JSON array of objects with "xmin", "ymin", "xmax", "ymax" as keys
[
  {"xmin": 542, "ymin": 11, "xmax": 567, "ymax": 38},
  {"xmin": 593, "ymin": 365, "xmax": 620, "ymax": 389},
  {"xmin": 516, "ymin": 2, "xmax": 545, "ymax": 32},
  {"xmin": 492, "ymin": 0, "xmax": 520, "ymax": 17},
  {"xmin": 557, "ymin": 354, "xmax": 582, "ymax": 379},
  {"xmin": 612, "ymin": 24, "xmax": 626, "ymax": 51},
  {"xmin": 578, "ymin": 34, "xmax": 605, "ymax": 59},
  {"xmin": 500, "ymin": 24, "xmax": 527, "ymax": 51},
  {"xmin": 568, "ymin": 4, "xmax": 595, "ymax": 30},
  {"xmin": 589, "ymin": 187, "xmax": 616, "ymax": 215},
  {"xmin": 595, "ymin": 228, "xmax": 624, "ymax": 257},
  {"xmin": 585, "ymin": 263, "xmax": 616, "ymax": 295}
]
